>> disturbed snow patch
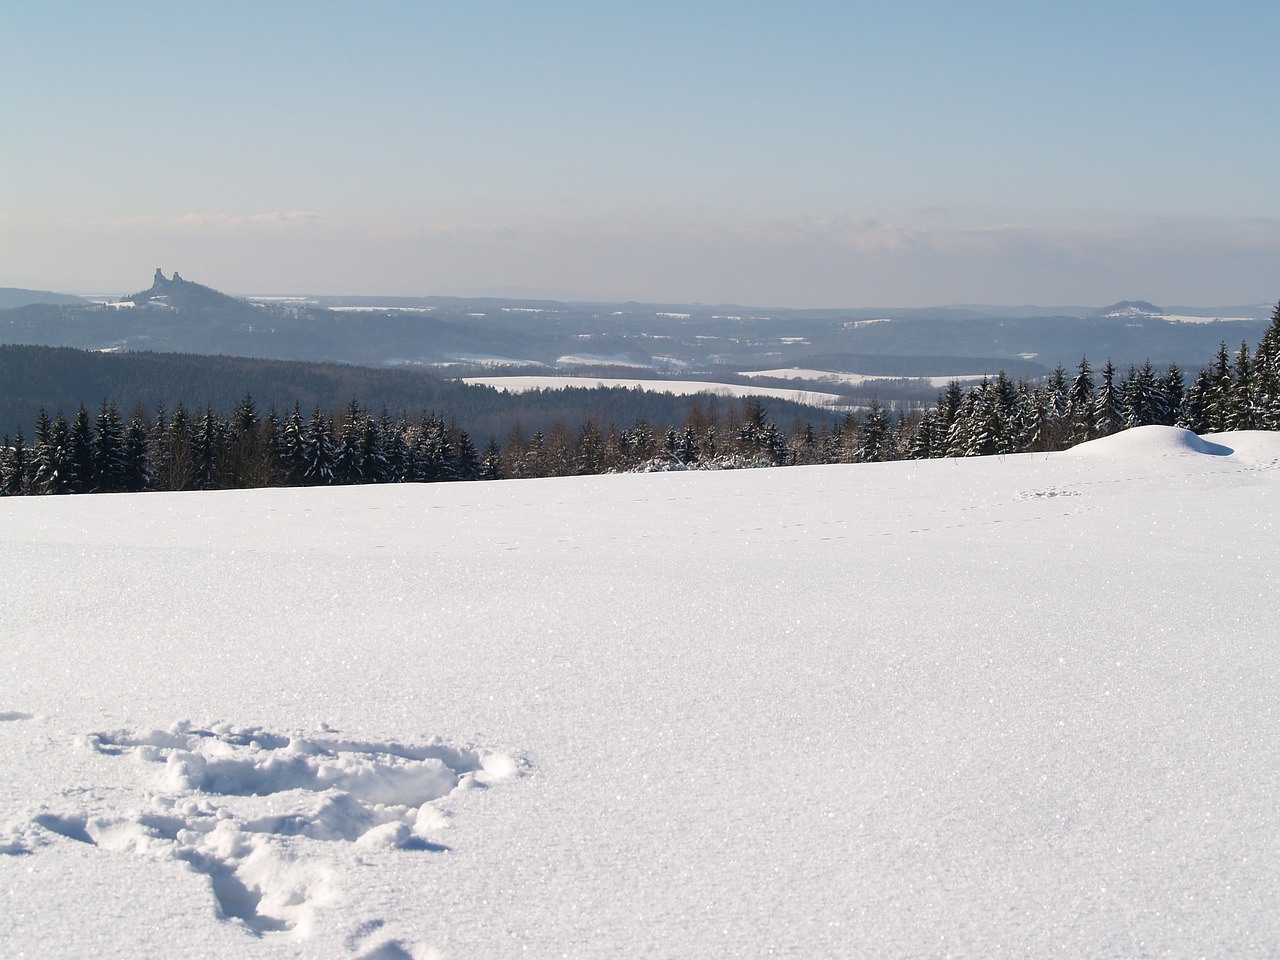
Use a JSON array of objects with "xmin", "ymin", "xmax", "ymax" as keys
[{"xmin": 17, "ymin": 722, "xmax": 518, "ymax": 938}]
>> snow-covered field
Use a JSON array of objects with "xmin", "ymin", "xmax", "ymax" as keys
[
  {"xmin": 2, "ymin": 426, "xmax": 1278, "ymax": 959},
  {"xmin": 460, "ymin": 375, "xmax": 843, "ymax": 408},
  {"xmin": 740, "ymin": 367, "xmax": 996, "ymax": 388}
]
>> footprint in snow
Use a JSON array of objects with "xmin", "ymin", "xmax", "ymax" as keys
[{"xmin": 21, "ymin": 722, "xmax": 520, "ymax": 941}]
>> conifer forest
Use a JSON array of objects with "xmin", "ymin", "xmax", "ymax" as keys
[{"xmin": 3, "ymin": 304, "xmax": 1278, "ymax": 496}]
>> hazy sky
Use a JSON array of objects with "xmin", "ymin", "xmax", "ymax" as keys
[{"xmin": 3, "ymin": 1, "xmax": 1278, "ymax": 307}]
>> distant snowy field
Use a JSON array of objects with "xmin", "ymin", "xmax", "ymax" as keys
[
  {"xmin": 739, "ymin": 367, "xmax": 997, "ymax": 387},
  {"xmin": 2, "ymin": 426, "xmax": 1278, "ymax": 959},
  {"xmin": 461, "ymin": 374, "xmax": 843, "ymax": 408}
]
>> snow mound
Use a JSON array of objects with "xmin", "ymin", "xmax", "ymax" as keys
[
  {"xmin": 1065, "ymin": 425, "xmax": 1233, "ymax": 458},
  {"xmin": 1203, "ymin": 429, "xmax": 1280, "ymax": 465},
  {"xmin": 21, "ymin": 722, "xmax": 519, "ymax": 938}
]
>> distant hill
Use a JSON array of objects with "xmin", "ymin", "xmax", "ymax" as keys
[
  {"xmin": 0, "ymin": 287, "xmax": 88, "ymax": 310},
  {"xmin": 126, "ymin": 269, "xmax": 255, "ymax": 314},
  {"xmin": 1094, "ymin": 300, "xmax": 1164, "ymax": 318}
]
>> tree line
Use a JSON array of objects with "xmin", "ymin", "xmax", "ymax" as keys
[{"xmin": 3, "ymin": 303, "xmax": 1278, "ymax": 496}]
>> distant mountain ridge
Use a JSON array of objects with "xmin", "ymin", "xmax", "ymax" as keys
[
  {"xmin": 0, "ymin": 287, "xmax": 89, "ymax": 310},
  {"xmin": 2, "ymin": 270, "xmax": 1271, "ymax": 375}
]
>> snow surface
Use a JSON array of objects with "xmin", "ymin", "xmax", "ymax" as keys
[
  {"xmin": 740, "ymin": 367, "xmax": 996, "ymax": 387},
  {"xmin": 461, "ymin": 375, "xmax": 843, "ymax": 407},
  {"xmin": 3, "ymin": 427, "xmax": 1280, "ymax": 958}
]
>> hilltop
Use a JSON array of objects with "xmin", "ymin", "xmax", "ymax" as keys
[{"xmin": 125, "ymin": 269, "xmax": 255, "ymax": 314}]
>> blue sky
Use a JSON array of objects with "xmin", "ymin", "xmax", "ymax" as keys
[{"xmin": 2, "ymin": 1, "xmax": 1277, "ymax": 306}]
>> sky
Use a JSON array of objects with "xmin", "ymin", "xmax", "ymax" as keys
[{"xmin": 2, "ymin": 1, "xmax": 1278, "ymax": 307}]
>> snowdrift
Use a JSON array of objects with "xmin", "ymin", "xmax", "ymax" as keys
[
  {"xmin": 2, "ymin": 427, "xmax": 1278, "ymax": 958},
  {"xmin": 1065, "ymin": 423, "xmax": 1233, "ymax": 457}
]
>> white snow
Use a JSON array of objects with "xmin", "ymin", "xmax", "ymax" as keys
[
  {"xmin": 461, "ymin": 375, "xmax": 844, "ymax": 407},
  {"xmin": 3, "ymin": 426, "xmax": 1280, "ymax": 958},
  {"xmin": 740, "ymin": 367, "xmax": 996, "ymax": 387},
  {"xmin": 552, "ymin": 354, "xmax": 654, "ymax": 369},
  {"xmin": 1161, "ymin": 313, "xmax": 1256, "ymax": 324}
]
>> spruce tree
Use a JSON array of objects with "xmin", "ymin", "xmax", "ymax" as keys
[
  {"xmin": 333, "ymin": 399, "xmax": 366, "ymax": 484},
  {"xmin": 1180, "ymin": 369, "xmax": 1212, "ymax": 433},
  {"xmin": 66, "ymin": 405, "xmax": 96, "ymax": 493},
  {"xmin": 1066, "ymin": 358, "xmax": 1095, "ymax": 443},
  {"xmin": 1230, "ymin": 341, "xmax": 1255, "ymax": 430},
  {"xmin": 122, "ymin": 415, "xmax": 151, "ymax": 492},
  {"xmin": 32, "ymin": 410, "xmax": 69, "ymax": 495},
  {"xmin": 93, "ymin": 401, "xmax": 127, "ymax": 493},
  {"xmin": 1162, "ymin": 364, "xmax": 1186, "ymax": 427},
  {"xmin": 480, "ymin": 437, "xmax": 504, "ymax": 480},
  {"xmin": 2, "ymin": 429, "xmax": 30, "ymax": 495},
  {"xmin": 1205, "ymin": 342, "xmax": 1235, "ymax": 432},
  {"xmin": 191, "ymin": 406, "xmax": 225, "ymax": 490},
  {"xmin": 859, "ymin": 400, "xmax": 891, "ymax": 462},
  {"xmin": 1253, "ymin": 301, "xmax": 1280, "ymax": 428},
  {"xmin": 1093, "ymin": 361, "xmax": 1123, "ymax": 436},
  {"xmin": 299, "ymin": 406, "xmax": 336, "ymax": 485}
]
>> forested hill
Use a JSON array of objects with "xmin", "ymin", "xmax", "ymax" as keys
[
  {"xmin": 0, "ymin": 287, "xmax": 89, "ymax": 310},
  {"xmin": 1, "ymin": 271, "xmax": 1270, "ymax": 372},
  {"xmin": 0, "ymin": 343, "xmax": 820, "ymax": 441}
]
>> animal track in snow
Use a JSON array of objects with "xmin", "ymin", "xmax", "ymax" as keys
[
  {"xmin": 17, "ymin": 722, "xmax": 518, "ymax": 939},
  {"xmin": 1017, "ymin": 487, "xmax": 1082, "ymax": 501}
]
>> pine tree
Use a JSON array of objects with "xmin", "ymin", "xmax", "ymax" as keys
[
  {"xmin": 2, "ymin": 429, "xmax": 30, "ymax": 495},
  {"xmin": 299, "ymin": 406, "xmax": 336, "ymax": 485},
  {"xmin": 1123, "ymin": 361, "xmax": 1165, "ymax": 428},
  {"xmin": 480, "ymin": 437, "xmax": 503, "ymax": 480},
  {"xmin": 1161, "ymin": 364, "xmax": 1186, "ymax": 427},
  {"xmin": 1253, "ymin": 301, "xmax": 1280, "ymax": 428},
  {"xmin": 228, "ymin": 393, "xmax": 270, "ymax": 488},
  {"xmin": 122, "ymin": 415, "xmax": 151, "ymax": 492},
  {"xmin": 858, "ymin": 400, "xmax": 891, "ymax": 462},
  {"xmin": 937, "ymin": 381, "xmax": 965, "ymax": 438},
  {"xmin": 1204, "ymin": 342, "xmax": 1235, "ymax": 432},
  {"xmin": 64, "ymin": 405, "xmax": 96, "ymax": 493},
  {"xmin": 1229, "ymin": 341, "xmax": 1256, "ymax": 430},
  {"xmin": 379, "ymin": 408, "xmax": 407, "ymax": 481},
  {"xmin": 191, "ymin": 406, "xmax": 225, "ymax": 489},
  {"xmin": 906, "ymin": 409, "xmax": 941, "ymax": 459},
  {"xmin": 333, "ymin": 399, "xmax": 366, "ymax": 484},
  {"xmin": 576, "ymin": 420, "xmax": 606, "ymax": 473},
  {"xmin": 1179, "ymin": 368, "xmax": 1212, "ymax": 433},
  {"xmin": 358, "ymin": 412, "xmax": 387, "ymax": 483},
  {"xmin": 1044, "ymin": 366, "xmax": 1069, "ymax": 426},
  {"xmin": 278, "ymin": 402, "xmax": 306, "ymax": 483},
  {"xmin": 1093, "ymin": 361, "xmax": 1123, "ymax": 436},
  {"xmin": 32, "ymin": 410, "xmax": 69, "ymax": 495},
  {"xmin": 160, "ymin": 403, "xmax": 196, "ymax": 491},
  {"xmin": 93, "ymin": 401, "xmax": 127, "ymax": 493},
  {"xmin": 1065, "ymin": 357, "xmax": 1095, "ymax": 444}
]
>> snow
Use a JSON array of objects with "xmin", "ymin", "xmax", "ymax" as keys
[
  {"xmin": 3, "ymin": 427, "xmax": 1280, "ymax": 958},
  {"xmin": 740, "ymin": 367, "xmax": 995, "ymax": 387},
  {"xmin": 461, "ymin": 375, "xmax": 844, "ymax": 407},
  {"xmin": 1161, "ymin": 313, "xmax": 1256, "ymax": 324},
  {"xmin": 552, "ymin": 354, "xmax": 654, "ymax": 369}
]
